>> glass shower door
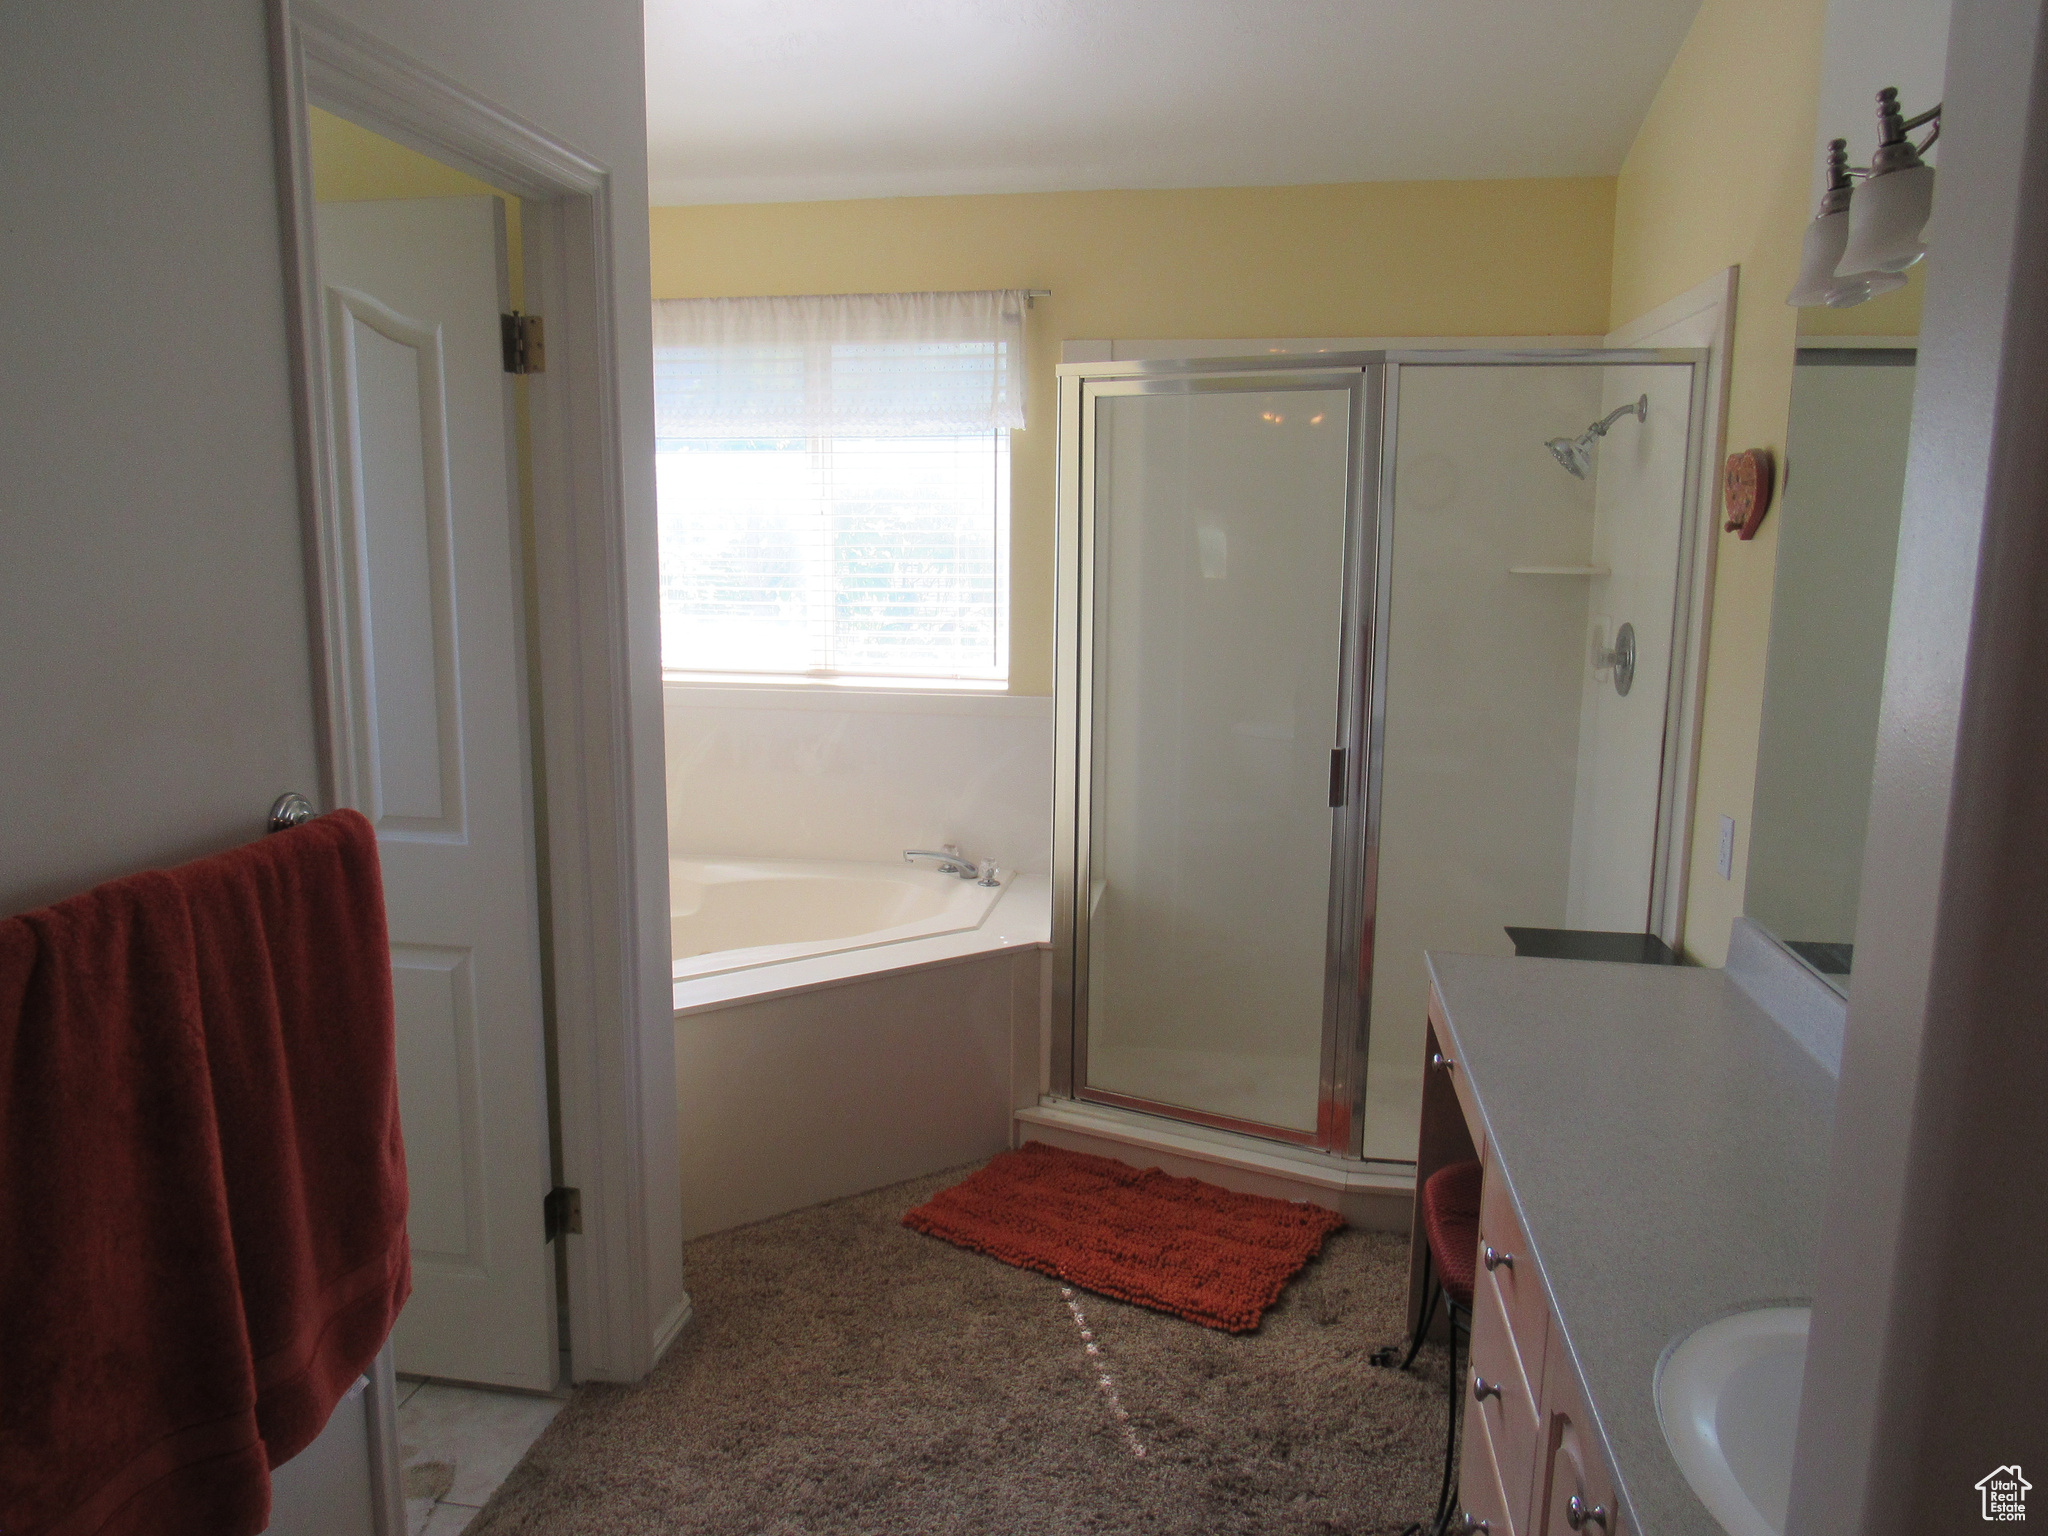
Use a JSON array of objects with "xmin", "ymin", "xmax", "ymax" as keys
[
  {"xmin": 1057, "ymin": 349, "xmax": 1709, "ymax": 1165},
  {"xmin": 1070, "ymin": 372, "xmax": 1371, "ymax": 1145}
]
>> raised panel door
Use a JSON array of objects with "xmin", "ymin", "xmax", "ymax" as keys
[{"xmin": 317, "ymin": 196, "xmax": 556, "ymax": 1390}]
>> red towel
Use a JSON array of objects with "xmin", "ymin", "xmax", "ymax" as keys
[
  {"xmin": 0, "ymin": 870, "xmax": 271, "ymax": 1536},
  {"xmin": 0, "ymin": 809, "xmax": 409, "ymax": 1535},
  {"xmin": 174, "ymin": 810, "xmax": 411, "ymax": 1469}
]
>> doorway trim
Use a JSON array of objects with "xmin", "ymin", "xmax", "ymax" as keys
[
  {"xmin": 1606, "ymin": 267, "xmax": 1738, "ymax": 953},
  {"xmin": 268, "ymin": 0, "xmax": 685, "ymax": 1387}
]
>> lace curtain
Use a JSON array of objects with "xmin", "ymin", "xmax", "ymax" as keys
[{"xmin": 651, "ymin": 290, "xmax": 1029, "ymax": 439}]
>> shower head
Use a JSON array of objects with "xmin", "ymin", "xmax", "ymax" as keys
[
  {"xmin": 1546, "ymin": 435, "xmax": 1595, "ymax": 479},
  {"xmin": 1545, "ymin": 394, "xmax": 1649, "ymax": 479}
]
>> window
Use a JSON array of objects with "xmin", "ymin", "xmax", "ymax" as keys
[{"xmin": 652, "ymin": 291, "xmax": 1026, "ymax": 685}]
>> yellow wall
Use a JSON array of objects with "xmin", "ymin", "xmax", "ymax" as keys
[
  {"xmin": 656, "ymin": 12, "xmax": 1891, "ymax": 963},
  {"xmin": 650, "ymin": 180, "xmax": 1617, "ymax": 695},
  {"xmin": 1608, "ymin": 0, "xmax": 1831, "ymax": 963},
  {"xmin": 309, "ymin": 107, "xmax": 524, "ymax": 306}
]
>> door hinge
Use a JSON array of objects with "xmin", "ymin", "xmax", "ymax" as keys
[
  {"xmin": 501, "ymin": 311, "xmax": 546, "ymax": 375},
  {"xmin": 1329, "ymin": 747, "xmax": 1349, "ymax": 808},
  {"xmin": 543, "ymin": 1185, "xmax": 582, "ymax": 1241}
]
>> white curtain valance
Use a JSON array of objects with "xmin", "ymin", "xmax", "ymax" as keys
[{"xmin": 652, "ymin": 290, "xmax": 1028, "ymax": 439}]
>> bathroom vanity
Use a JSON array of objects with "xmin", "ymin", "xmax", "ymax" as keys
[{"xmin": 1412, "ymin": 954, "xmax": 1837, "ymax": 1536}]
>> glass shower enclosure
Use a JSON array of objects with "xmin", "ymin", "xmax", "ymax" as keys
[{"xmin": 1051, "ymin": 350, "xmax": 1709, "ymax": 1163}]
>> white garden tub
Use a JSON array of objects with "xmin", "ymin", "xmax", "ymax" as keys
[{"xmin": 669, "ymin": 855, "xmax": 1009, "ymax": 980}]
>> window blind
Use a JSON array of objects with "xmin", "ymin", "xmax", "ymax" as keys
[{"xmin": 652, "ymin": 291, "xmax": 1025, "ymax": 682}]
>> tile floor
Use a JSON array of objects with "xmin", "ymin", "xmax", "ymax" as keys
[{"xmin": 397, "ymin": 1377, "xmax": 566, "ymax": 1534}]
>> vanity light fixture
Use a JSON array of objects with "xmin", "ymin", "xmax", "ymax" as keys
[
  {"xmin": 1786, "ymin": 140, "xmax": 1891, "ymax": 307},
  {"xmin": 1838, "ymin": 88, "xmax": 1940, "ymax": 279},
  {"xmin": 1787, "ymin": 88, "xmax": 1941, "ymax": 308}
]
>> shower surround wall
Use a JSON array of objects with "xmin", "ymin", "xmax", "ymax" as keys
[
  {"xmin": 1366, "ymin": 365, "xmax": 1602, "ymax": 1160},
  {"xmin": 1565, "ymin": 366, "xmax": 1694, "ymax": 931},
  {"xmin": 662, "ymin": 685, "xmax": 1054, "ymax": 875},
  {"xmin": 1366, "ymin": 362, "xmax": 1692, "ymax": 1162}
]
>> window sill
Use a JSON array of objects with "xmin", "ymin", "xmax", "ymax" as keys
[{"xmin": 661, "ymin": 675, "xmax": 1052, "ymax": 718}]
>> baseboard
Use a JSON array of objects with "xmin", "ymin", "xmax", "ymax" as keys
[
  {"xmin": 649, "ymin": 1292, "xmax": 694, "ymax": 1367},
  {"xmin": 1015, "ymin": 1100, "xmax": 1415, "ymax": 1233}
]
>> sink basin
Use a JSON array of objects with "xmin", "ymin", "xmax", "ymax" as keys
[{"xmin": 1655, "ymin": 1306, "xmax": 1810, "ymax": 1536}]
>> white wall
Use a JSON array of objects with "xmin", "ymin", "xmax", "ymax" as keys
[
  {"xmin": 1365, "ymin": 364, "xmax": 1602, "ymax": 1161},
  {"xmin": 1813, "ymin": 0, "xmax": 1952, "ymax": 204},
  {"xmin": 0, "ymin": 0, "xmax": 658, "ymax": 909},
  {"xmin": 1565, "ymin": 364, "xmax": 1694, "ymax": 929},
  {"xmin": 1, "ymin": 1, "xmax": 322, "ymax": 914},
  {"xmin": 0, "ymin": 0, "xmax": 680, "ymax": 1381},
  {"xmin": 1790, "ymin": 3, "xmax": 2048, "ymax": 1523},
  {"xmin": 663, "ymin": 686, "xmax": 1054, "ymax": 875}
]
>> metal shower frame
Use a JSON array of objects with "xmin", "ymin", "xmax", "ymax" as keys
[{"xmin": 1050, "ymin": 347, "xmax": 1712, "ymax": 1161}]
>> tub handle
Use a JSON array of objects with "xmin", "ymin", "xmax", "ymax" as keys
[{"xmin": 977, "ymin": 859, "xmax": 1001, "ymax": 887}]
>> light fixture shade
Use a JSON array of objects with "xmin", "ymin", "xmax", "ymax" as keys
[
  {"xmin": 1838, "ymin": 163, "xmax": 1936, "ymax": 276},
  {"xmin": 1788, "ymin": 209, "xmax": 1851, "ymax": 306},
  {"xmin": 1825, "ymin": 269, "xmax": 1908, "ymax": 308}
]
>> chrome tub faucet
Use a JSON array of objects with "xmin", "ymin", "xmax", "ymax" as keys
[{"xmin": 904, "ymin": 844, "xmax": 1002, "ymax": 886}]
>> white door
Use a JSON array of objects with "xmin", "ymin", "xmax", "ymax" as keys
[{"xmin": 316, "ymin": 197, "xmax": 557, "ymax": 1390}]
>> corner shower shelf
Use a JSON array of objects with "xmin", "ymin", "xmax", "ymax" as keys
[{"xmin": 1508, "ymin": 564, "xmax": 1612, "ymax": 577}]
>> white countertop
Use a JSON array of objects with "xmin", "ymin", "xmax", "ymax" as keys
[{"xmin": 1425, "ymin": 952, "xmax": 1838, "ymax": 1536}]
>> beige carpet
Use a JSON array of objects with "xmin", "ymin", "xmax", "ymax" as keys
[{"xmin": 470, "ymin": 1162, "xmax": 1455, "ymax": 1535}]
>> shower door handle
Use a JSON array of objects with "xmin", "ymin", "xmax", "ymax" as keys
[{"xmin": 1329, "ymin": 748, "xmax": 1348, "ymax": 808}]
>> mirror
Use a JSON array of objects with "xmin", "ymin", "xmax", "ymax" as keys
[
  {"xmin": 1746, "ymin": 0, "xmax": 1946, "ymax": 993},
  {"xmin": 1746, "ymin": 343, "xmax": 1916, "ymax": 991}
]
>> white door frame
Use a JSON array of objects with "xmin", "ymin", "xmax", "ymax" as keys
[
  {"xmin": 268, "ymin": 0, "xmax": 685, "ymax": 1389},
  {"xmin": 1607, "ymin": 267, "xmax": 1737, "ymax": 953}
]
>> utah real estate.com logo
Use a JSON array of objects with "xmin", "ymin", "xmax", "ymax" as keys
[{"xmin": 1979, "ymin": 1465, "xmax": 2031, "ymax": 1522}]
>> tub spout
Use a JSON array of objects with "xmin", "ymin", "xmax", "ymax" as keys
[{"xmin": 904, "ymin": 845, "xmax": 977, "ymax": 878}]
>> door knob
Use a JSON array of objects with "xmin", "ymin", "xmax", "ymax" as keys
[
  {"xmin": 1483, "ymin": 1245, "xmax": 1513, "ymax": 1272},
  {"xmin": 1566, "ymin": 1494, "xmax": 1609, "ymax": 1531},
  {"xmin": 1472, "ymin": 1375, "xmax": 1502, "ymax": 1403},
  {"xmin": 268, "ymin": 792, "xmax": 316, "ymax": 833},
  {"xmin": 1454, "ymin": 1517, "xmax": 1491, "ymax": 1535}
]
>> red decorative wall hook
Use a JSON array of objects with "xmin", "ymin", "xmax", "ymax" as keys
[{"xmin": 1723, "ymin": 448, "xmax": 1776, "ymax": 540}]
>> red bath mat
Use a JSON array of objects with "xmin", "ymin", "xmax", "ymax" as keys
[{"xmin": 902, "ymin": 1141, "xmax": 1344, "ymax": 1332}]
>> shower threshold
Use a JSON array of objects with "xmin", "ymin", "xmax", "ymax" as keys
[{"xmin": 1013, "ymin": 1098, "xmax": 1415, "ymax": 1233}]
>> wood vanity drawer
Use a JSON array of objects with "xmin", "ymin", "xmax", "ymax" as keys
[
  {"xmin": 1460, "ymin": 1381, "xmax": 1519, "ymax": 1536},
  {"xmin": 1478, "ymin": 1165, "xmax": 1549, "ymax": 1402},
  {"xmin": 1468, "ymin": 1255, "xmax": 1543, "ymax": 1526},
  {"xmin": 1427, "ymin": 992, "xmax": 1485, "ymax": 1160},
  {"xmin": 1534, "ymin": 1323, "xmax": 1627, "ymax": 1536}
]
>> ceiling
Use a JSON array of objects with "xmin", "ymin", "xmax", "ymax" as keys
[{"xmin": 644, "ymin": 0, "xmax": 1703, "ymax": 207}]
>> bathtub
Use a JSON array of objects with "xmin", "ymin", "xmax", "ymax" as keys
[
  {"xmin": 671, "ymin": 858, "xmax": 1051, "ymax": 1240},
  {"xmin": 670, "ymin": 855, "xmax": 1010, "ymax": 981}
]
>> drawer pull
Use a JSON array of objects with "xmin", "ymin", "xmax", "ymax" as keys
[
  {"xmin": 1431, "ymin": 1051, "xmax": 1457, "ymax": 1073},
  {"xmin": 1566, "ymin": 1494, "xmax": 1609, "ymax": 1531},
  {"xmin": 1482, "ymin": 1245, "xmax": 1514, "ymax": 1272},
  {"xmin": 1472, "ymin": 1375, "xmax": 1502, "ymax": 1403}
]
